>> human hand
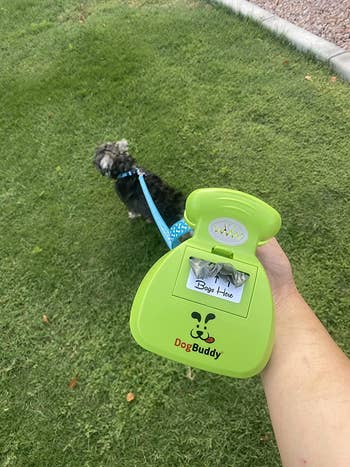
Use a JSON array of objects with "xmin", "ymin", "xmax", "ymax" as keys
[{"xmin": 256, "ymin": 238, "xmax": 297, "ymax": 307}]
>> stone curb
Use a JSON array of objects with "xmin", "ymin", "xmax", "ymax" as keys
[{"xmin": 215, "ymin": 0, "xmax": 350, "ymax": 82}]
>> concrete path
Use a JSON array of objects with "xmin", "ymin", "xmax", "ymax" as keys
[{"xmin": 215, "ymin": 0, "xmax": 350, "ymax": 82}]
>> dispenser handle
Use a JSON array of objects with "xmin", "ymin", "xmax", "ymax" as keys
[{"xmin": 184, "ymin": 188, "xmax": 281, "ymax": 247}]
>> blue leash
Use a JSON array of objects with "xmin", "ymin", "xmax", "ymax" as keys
[
  {"xmin": 118, "ymin": 169, "xmax": 192, "ymax": 249},
  {"xmin": 138, "ymin": 172, "xmax": 192, "ymax": 249}
]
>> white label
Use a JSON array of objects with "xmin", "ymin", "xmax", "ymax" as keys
[
  {"xmin": 186, "ymin": 269, "xmax": 245, "ymax": 304},
  {"xmin": 208, "ymin": 218, "xmax": 248, "ymax": 246}
]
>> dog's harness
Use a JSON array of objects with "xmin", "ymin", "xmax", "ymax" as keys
[
  {"xmin": 116, "ymin": 168, "xmax": 139, "ymax": 179},
  {"xmin": 117, "ymin": 168, "xmax": 192, "ymax": 249}
]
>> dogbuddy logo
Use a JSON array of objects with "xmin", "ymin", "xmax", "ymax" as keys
[
  {"xmin": 174, "ymin": 312, "xmax": 222, "ymax": 360},
  {"xmin": 209, "ymin": 217, "xmax": 248, "ymax": 246}
]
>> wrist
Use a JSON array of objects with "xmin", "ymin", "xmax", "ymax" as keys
[{"xmin": 272, "ymin": 283, "xmax": 299, "ymax": 313}]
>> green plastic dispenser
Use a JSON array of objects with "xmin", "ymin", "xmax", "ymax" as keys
[{"xmin": 130, "ymin": 189, "xmax": 281, "ymax": 378}]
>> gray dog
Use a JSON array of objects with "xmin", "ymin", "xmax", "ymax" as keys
[{"xmin": 94, "ymin": 139, "xmax": 185, "ymax": 226}]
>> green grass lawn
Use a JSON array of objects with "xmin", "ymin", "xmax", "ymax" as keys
[{"xmin": 1, "ymin": 0, "xmax": 350, "ymax": 465}]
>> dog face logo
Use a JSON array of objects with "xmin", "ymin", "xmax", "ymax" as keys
[{"xmin": 190, "ymin": 312, "xmax": 216, "ymax": 344}]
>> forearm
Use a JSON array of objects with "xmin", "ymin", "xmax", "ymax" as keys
[{"xmin": 261, "ymin": 289, "xmax": 350, "ymax": 467}]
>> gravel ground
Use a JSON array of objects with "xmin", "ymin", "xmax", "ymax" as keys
[{"xmin": 252, "ymin": 0, "xmax": 350, "ymax": 51}]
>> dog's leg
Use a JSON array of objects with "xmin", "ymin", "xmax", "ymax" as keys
[{"xmin": 128, "ymin": 211, "xmax": 142, "ymax": 219}]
